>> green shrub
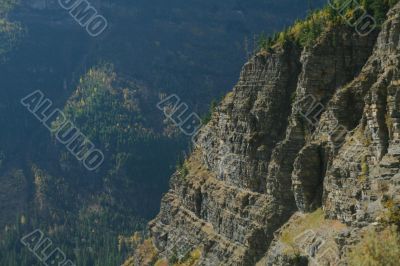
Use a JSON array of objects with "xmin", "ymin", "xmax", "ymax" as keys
[
  {"xmin": 257, "ymin": 0, "xmax": 400, "ymax": 52},
  {"xmin": 180, "ymin": 164, "xmax": 189, "ymax": 178},
  {"xmin": 384, "ymin": 199, "xmax": 400, "ymax": 227}
]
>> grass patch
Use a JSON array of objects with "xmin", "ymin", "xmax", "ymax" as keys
[
  {"xmin": 126, "ymin": 239, "xmax": 158, "ymax": 266},
  {"xmin": 279, "ymin": 209, "xmax": 346, "ymax": 256},
  {"xmin": 280, "ymin": 209, "xmax": 325, "ymax": 247},
  {"xmin": 348, "ymin": 225, "xmax": 400, "ymax": 266},
  {"xmin": 154, "ymin": 258, "xmax": 168, "ymax": 266},
  {"xmin": 173, "ymin": 248, "xmax": 202, "ymax": 266}
]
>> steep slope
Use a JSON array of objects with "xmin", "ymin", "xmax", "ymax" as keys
[
  {"xmin": 133, "ymin": 2, "xmax": 400, "ymax": 266},
  {"xmin": 0, "ymin": 0, "xmax": 325, "ymax": 227},
  {"xmin": 265, "ymin": 3, "xmax": 400, "ymax": 264},
  {"xmin": 0, "ymin": 1, "xmax": 325, "ymax": 265}
]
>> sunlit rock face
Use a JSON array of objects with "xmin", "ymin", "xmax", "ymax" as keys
[{"xmin": 135, "ymin": 3, "xmax": 400, "ymax": 266}]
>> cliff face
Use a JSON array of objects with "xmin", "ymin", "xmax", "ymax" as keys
[
  {"xmin": 322, "ymin": 5, "xmax": 400, "ymax": 225},
  {"xmin": 136, "ymin": 3, "xmax": 400, "ymax": 266}
]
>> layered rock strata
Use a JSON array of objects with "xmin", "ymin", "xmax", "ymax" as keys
[{"xmin": 133, "ymin": 3, "xmax": 400, "ymax": 266}]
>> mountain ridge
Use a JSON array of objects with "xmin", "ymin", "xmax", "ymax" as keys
[{"xmin": 131, "ymin": 1, "xmax": 400, "ymax": 265}]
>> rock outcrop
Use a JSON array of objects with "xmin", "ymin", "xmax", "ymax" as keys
[{"xmin": 133, "ymin": 3, "xmax": 400, "ymax": 266}]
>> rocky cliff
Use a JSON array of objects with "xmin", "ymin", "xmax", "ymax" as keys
[{"xmin": 133, "ymin": 2, "xmax": 400, "ymax": 265}]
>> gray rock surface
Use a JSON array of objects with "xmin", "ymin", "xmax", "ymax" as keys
[{"xmin": 134, "ymin": 3, "xmax": 400, "ymax": 266}]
